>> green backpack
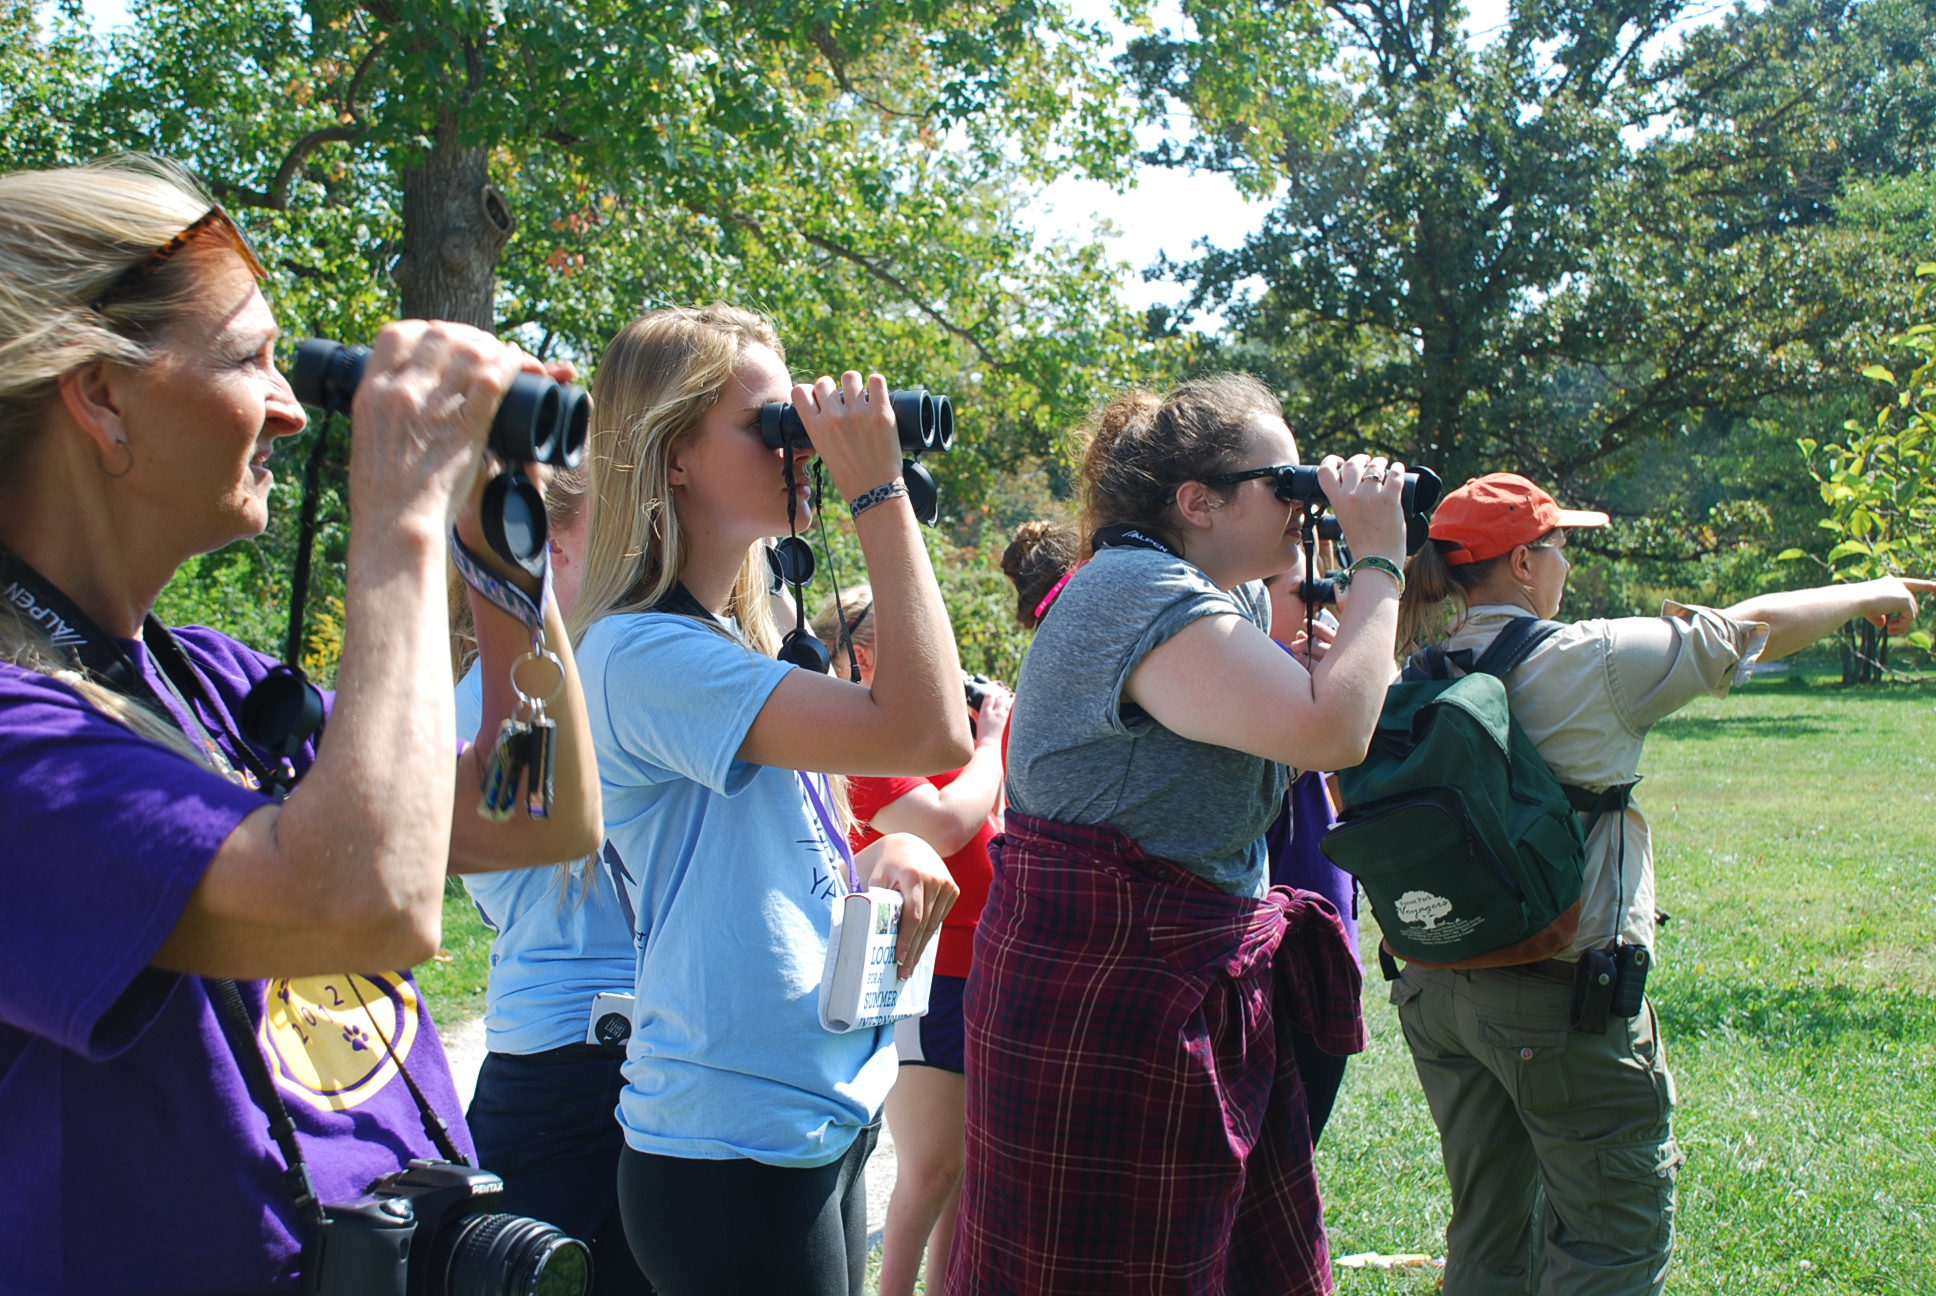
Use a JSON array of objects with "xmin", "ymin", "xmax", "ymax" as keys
[{"xmin": 1319, "ymin": 617, "xmax": 1630, "ymax": 969}]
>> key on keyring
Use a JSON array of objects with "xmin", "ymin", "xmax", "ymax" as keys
[
  {"xmin": 479, "ymin": 717, "xmax": 532, "ymax": 823},
  {"xmin": 525, "ymin": 707, "xmax": 556, "ymax": 820},
  {"xmin": 505, "ymin": 647, "xmax": 566, "ymax": 821}
]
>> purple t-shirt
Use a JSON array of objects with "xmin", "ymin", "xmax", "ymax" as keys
[
  {"xmin": 0, "ymin": 626, "xmax": 473, "ymax": 1295},
  {"xmin": 1265, "ymin": 771, "xmax": 1361, "ymax": 960}
]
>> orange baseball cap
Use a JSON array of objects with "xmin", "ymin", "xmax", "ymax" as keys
[{"xmin": 1429, "ymin": 473, "xmax": 1610, "ymax": 566}]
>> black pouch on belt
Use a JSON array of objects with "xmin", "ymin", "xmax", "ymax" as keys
[
  {"xmin": 1571, "ymin": 948, "xmax": 1618, "ymax": 1034},
  {"xmin": 1608, "ymin": 943, "xmax": 1652, "ymax": 1018}
]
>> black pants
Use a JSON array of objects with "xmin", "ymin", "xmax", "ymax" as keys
[
  {"xmin": 467, "ymin": 1044, "xmax": 653, "ymax": 1296},
  {"xmin": 617, "ymin": 1123, "xmax": 880, "ymax": 1296},
  {"xmin": 1289, "ymin": 1022, "xmax": 1349, "ymax": 1144}
]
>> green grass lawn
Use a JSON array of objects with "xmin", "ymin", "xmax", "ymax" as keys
[
  {"xmin": 413, "ymin": 670, "xmax": 1936, "ymax": 1295},
  {"xmin": 414, "ymin": 876, "xmax": 494, "ymax": 1025},
  {"xmin": 1323, "ymin": 671, "xmax": 1936, "ymax": 1296}
]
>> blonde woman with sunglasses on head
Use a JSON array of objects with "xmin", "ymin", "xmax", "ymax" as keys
[{"xmin": 0, "ymin": 157, "xmax": 600, "ymax": 1293}]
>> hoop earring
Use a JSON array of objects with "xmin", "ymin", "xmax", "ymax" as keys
[{"xmin": 102, "ymin": 440, "xmax": 134, "ymax": 479}]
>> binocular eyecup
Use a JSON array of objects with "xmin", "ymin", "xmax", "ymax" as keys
[
  {"xmin": 289, "ymin": 338, "xmax": 589, "ymax": 469},
  {"xmin": 758, "ymin": 389, "xmax": 955, "ymax": 457}
]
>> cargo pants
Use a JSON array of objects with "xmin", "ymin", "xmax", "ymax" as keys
[{"xmin": 1392, "ymin": 962, "xmax": 1683, "ymax": 1296}]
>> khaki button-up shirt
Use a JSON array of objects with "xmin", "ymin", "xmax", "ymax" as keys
[{"xmin": 1440, "ymin": 602, "xmax": 1770, "ymax": 958}]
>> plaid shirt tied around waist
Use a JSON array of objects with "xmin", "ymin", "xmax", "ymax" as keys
[{"xmin": 946, "ymin": 811, "xmax": 1366, "ymax": 1296}]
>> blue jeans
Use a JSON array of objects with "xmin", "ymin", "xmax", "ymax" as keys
[{"xmin": 467, "ymin": 1043, "xmax": 653, "ymax": 1295}]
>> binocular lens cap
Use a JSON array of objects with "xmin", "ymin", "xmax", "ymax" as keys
[
  {"xmin": 239, "ymin": 665, "xmax": 326, "ymax": 759},
  {"xmin": 767, "ymin": 537, "xmax": 817, "ymax": 587},
  {"xmin": 482, "ymin": 471, "xmax": 550, "ymax": 578},
  {"xmin": 777, "ymin": 629, "xmax": 833, "ymax": 674}
]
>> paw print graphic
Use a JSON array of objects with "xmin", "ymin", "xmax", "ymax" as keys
[{"xmin": 340, "ymin": 1022, "xmax": 372, "ymax": 1052}]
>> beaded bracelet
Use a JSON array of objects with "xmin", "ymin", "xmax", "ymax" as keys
[
  {"xmin": 1338, "ymin": 553, "xmax": 1406, "ymax": 596},
  {"xmin": 849, "ymin": 478, "xmax": 910, "ymax": 519},
  {"xmin": 451, "ymin": 528, "xmax": 550, "ymax": 631}
]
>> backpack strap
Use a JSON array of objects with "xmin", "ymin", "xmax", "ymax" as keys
[
  {"xmin": 1466, "ymin": 616, "xmax": 1566, "ymax": 678},
  {"xmin": 1566, "ymin": 782, "xmax": 1634, "ymax": 815},
  {"xmin": 1405, "ymin": 616, "xmax": 1563, "ymax": 682},
  {"xmin": 1427, "ymin": 617, "xmax": 1638, "ymax": 818},
  {"xmin": 1398, "ymin": 644, "xmax": 1451, "ymax": 682}
]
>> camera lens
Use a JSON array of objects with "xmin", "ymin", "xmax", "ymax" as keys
[{"xmin": 440, "ymin": 1212, "xmax": 591, "ymax": 1296}]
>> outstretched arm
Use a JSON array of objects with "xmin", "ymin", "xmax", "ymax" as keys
[{"xmin": 1725, "ymin": 577, "xmax": 1936, "ymax": 661}]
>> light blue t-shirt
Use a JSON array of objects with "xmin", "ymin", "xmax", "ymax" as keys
[
  {"xmin": 577, "ymin": 610, "xmax": 896, "ymax": 1169},
  {"xmin": 456, "ymin": 667, "xmax": 639, "ymax": 1055}
]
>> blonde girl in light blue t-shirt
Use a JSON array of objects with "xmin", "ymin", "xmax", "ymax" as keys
[{"xmin": 570, "ymin": 305, "xmax": 968, "ymax": 1296}]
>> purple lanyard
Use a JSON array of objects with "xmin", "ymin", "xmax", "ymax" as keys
[{"xmin": 799, "ymin": 771, "xmax": 861, "ymax": 892}]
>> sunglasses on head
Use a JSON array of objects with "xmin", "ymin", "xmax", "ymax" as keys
[{"xmin": 89, "ymin": 204, "xmax": 267, "ymax": 313}]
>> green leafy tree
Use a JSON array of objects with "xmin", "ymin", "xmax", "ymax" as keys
[
  {"xmin": 1, "ymin": 1, "xmax": 103, "ymax": 166},
  {"xmin": 1128, "ymin": 0, "xmax": 1936, "ymax": 602},
  {"xmin": 1786, "ymin": 262, "xmax": 1936, "ymax": 679},
  {"xmin": 8, "ymin": 0, "xmax": 1175, "ymax": 659}
]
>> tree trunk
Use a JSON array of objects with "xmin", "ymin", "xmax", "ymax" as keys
[
  {"xmin": 1410, "ymin": 200, "xmax": 1465, "ymax": 460},
  {"xmin": 393, "ymin": 110, "xmax": 514, "ymax": 328}
]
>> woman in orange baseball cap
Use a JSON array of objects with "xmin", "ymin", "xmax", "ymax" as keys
[{"xmin": 1386, "ymin": 470, "xmax": 1933, "ymax": 1296}]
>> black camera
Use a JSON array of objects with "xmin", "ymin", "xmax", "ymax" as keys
[
  {"xmin": 758, "ymin": 389, "xmax": 954, "ymax": 457},
  {"xmin": 290, "ymin": 339, "xmax": 589, "ymax": 469},
  {"xmin": 963, "ymin": 671, "xmax": 995, "ymax": 712},
  {"xmin": 304, "ymin": 1159, "xmax": 591, "ymax": 1296}
]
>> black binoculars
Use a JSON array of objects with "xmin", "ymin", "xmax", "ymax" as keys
[
  {"xmin": 758, "ymin": 390, "xmax": 954, "ymax": 457},
  {"xmin": 1270, "ymin": 464, "xmax": 1441, "ymax": 519},
  {"xmin": 1287, "ymin": 467, "xmax": 1440, "ymax": 555},
  {"xmin": 289, "ymin": 339, "xmax": 590, "ymax": 469}
]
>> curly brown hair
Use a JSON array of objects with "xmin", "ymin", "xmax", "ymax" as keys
[{"xmin": 1076, "ymin": 374, "xmax": 1282, "ymax": 554}]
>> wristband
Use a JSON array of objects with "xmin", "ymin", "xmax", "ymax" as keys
[
  {"xmin": 1338, "ymin": 553, "xmax": 1405, "ymax": 596},
  {"xmin": 451, "ymin": 528, "xmax": 550, "ymax": 631},
  {"xmin": 849, "ymin": 478, "xmax": 909, "ymax": 519}
]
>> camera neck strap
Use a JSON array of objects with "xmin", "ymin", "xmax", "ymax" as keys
[
  {"xmin": 0, "ymin": 547, "xmax": 277, "ymax": 790},
  {"xmin": 207, "ymin": 976, "xmax": 328, "ymax": 1228},
  {"xmin": 1090, "ymin": 524, "xmax": 1180, "ymax": 559}
]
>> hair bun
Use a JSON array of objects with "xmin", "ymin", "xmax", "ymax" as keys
[
  {"xmin": 1091, "ymin": 390, "xmax": 1162, "ymax": 450},
  {"xmin": 1002, "ymin": 519, "xmax": 1080, "ymax": 629}
]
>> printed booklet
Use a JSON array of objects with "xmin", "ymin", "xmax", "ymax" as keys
[{"xmin": 818, "ymin": 886, "xmax": 938, "ymax": 1033}]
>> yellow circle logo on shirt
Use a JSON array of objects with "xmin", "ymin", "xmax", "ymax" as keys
[{"xmin": 259, "ymin": 972, "xmax": 420, "ymax": 1113}]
